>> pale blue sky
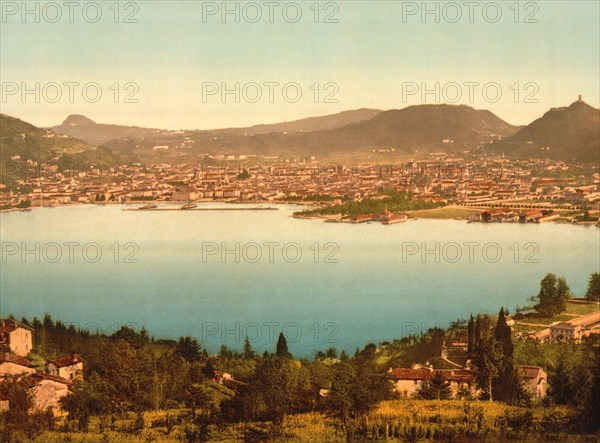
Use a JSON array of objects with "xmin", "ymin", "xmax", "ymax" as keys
[{"xmin": 1, "ymin": 1, "xmax": 598, "ymax": 129}]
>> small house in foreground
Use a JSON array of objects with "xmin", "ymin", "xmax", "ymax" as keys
[
  {"xmin": 46, "ymin": 354, "xmax": 84, "ymax": 382},
  {"xmin": 0, "ymin": 319, "xmax": 33, "ymax": 357},
  {"xmin": 517, "ymin": 365, "xmax": 547, "ymax": 399},
  {"xmin": 388, "ymin": 366, "xmax": 477, "ymax": 398}
]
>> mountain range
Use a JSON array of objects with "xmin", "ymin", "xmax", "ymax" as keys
[
  {"xmin": 2, "ymin": 100, "xmax": 598, "ymax": 167},
  {"xmin": 49, "ymin": 105, "xmax": 522, "ymax": 161}
]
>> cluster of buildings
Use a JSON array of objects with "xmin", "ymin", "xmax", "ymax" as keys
[
  {"xmin": 0, "ymin": 318, "xmax": 83, "ymax": 413},
  {"xmin": 533, "ymin": 311, "xmax": 600, "ymax": 343},
  {"xmin": 388, "ymin": 363, "xmax": 548, "ymax": 400},
  {"xmin": 467, "ymin": 208, "xmax": 561, "ymax": 223},
  {"xmin": 1, "ymin": 155, "xmax": 598, "ymax": 210}
]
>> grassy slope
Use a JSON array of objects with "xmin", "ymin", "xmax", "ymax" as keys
[{"xmin": 29, "ymin": 401, "xmax": 590, "ymax": 442}]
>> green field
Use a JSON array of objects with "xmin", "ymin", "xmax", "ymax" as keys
[
  {"xmin": 513, "ymin": 301, "xmax": 599, "ymax": 335},
  {"xmin": 566, "ymin": 301, "xmax": 600, "ymax": 316},
  {"xmin": 520, "ymin": 314, "xmax": 577, "ymax": 326}
]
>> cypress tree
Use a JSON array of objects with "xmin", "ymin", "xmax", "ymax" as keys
[
  {"xmin": 492, "ymin": 308, "xmax": 522, "ymax": 404},
  {"xmin": 276, "ymin": 332, "xmax": 291, "ymax": 358},
  {"xmin": 494, "ymin": 308, "xmax": 513, "ymax": 357},
  {"xmin": 467, "ymin": 314, "xmax": 475, "ymax": 357},
  {"xmin": 474, "ymin": 315, "xmax": 482, "ymax": 349},
  {"xmin": 243, "ymin": 336, "xmax": 256, "ymax": 359},
  {"xmin": 473, "ymin": 337, "xmax": 499, "ymax": 401}
]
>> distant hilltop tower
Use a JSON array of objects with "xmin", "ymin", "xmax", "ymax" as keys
[{"xmin": 578, "ymin": 94, "xmax": 583, "ymax": 102}]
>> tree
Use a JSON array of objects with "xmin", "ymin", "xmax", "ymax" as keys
[
  {"xmin": 474, "ymin": 315, "xmax": 482, "ymax": 349},
  {"xmin": 428, "ymin": 328, "xmax": 446, "ymax": 357},
  {"xmin": 219, "ymin": 344, "xmax": 235, "ymax": 358},
  {"xmin": 584, "ymin": 338, "xmax": 600, "ymax": 430},
  {"xmin": 60, "ymin": 374, "xmax": 115, "ymax": 431},
  {"xmin": 358, "ymin": 343, "xmax": 378, "ymax": 361},
  {"xmin": 326, "ymin": 362, "xmax": 391, "ymax": 420},
  {"xmin": 326, "ymin": 363, "xmax": 357, "ymax": 420},
  {"xmin": 417, "ymin": 371, "xmax": 452, "ymax": 400},
  {"xmin": 467, "ymin": 314, "xmax": 475, "ymax": 357},
  {"xmin": 110, "ymin": 326, "xmax": 150, "ymax": 346},
  {"xmin": 236, "ymin": 168, "xmax": 250, "ymax": 180},
  {"xmin": 325, "ymin": 347, "xmax": 338, "ymax": 359},
  {"xmin": 243, "ymin": 336, "xmax": 256, "ymax": 359},
  {"xmin": 493, "ymin": 362, "xmax": 524, "ymax": 405},
  {"xmin": 473, "ymin": 338, "xmax": 500, "ymax": 401},
  {"xmin": 276, "ymin": 332, "xmax": 292, "ymax": 358},
  {"xmin": 203, "ymin": 359, "xmax": 216, "ymax": 380},
  {"xmin": 549, "ymin": 355, "xmax": 575, "ymax": 405},
  {"xmin": 490, "ymin": 308, "xmax": 524, "ymax": 404},
  {"xmin": 241, "ymin": 356, "xmax": 307, "ymax": 422},
  {"xmin": 1, "ymin": 376, "xmax": 32, "ymax": 427},
  {"xmin": 494, "ymin": 308, "xmax": 513, "ymax": 357},
  {"xmin": 585, "ymin": 273, "xmax": 600, "ymax": 301},
  {"xmin": 175, "ymin": 336, "xmax": 202, "ymax": 362},
  {"xmin": 535, "ymin": 274, "xmax": 571, "ymax": 316}
]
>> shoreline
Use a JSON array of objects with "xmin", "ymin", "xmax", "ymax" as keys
[
  {"xmin": 2, "ymin": 201, "xmax": 598, "ymax": 227},
  {"xmin": 291, "ymin": 204, "xmax": 599, "ymax": 226}
]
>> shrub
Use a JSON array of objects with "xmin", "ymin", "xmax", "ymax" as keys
[
  {"xmin": 399, "ymin": 423, "xmax": 427, "ymax": 442},
  {"xmin": 501, "ymin": 407, "xmax": 533, "ymax": 438},
  {"xmin": 538, "ymin": 408, "xmax": 574, "ymax": 434}
]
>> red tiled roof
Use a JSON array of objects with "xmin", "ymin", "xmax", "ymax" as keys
[
  {"xmin": 0, "ymin": 353, "xmax": 33, "ymax": 368},
  {"xmin": 521, "ymin": 210, "xmax": 542, "ymax": 216},
  {"xmin": 390, "ymin": 368, "xmax": 432, "ymax": 380},
  {"xmin": 24, "ymin": 372, "xmax": 70, "ymax": 388},
  {"xmin": 390, "ymin": 368, "xmax": 476, "ymax": 383},
  {"xmin": 0, "ymin": 318, "xmax": 33, "ymax": 334},
  {"xmin": 517, "ymin": 365, "xmax": 542, "ymax": 380},
  {"xmin": 46, "ymin": 354, "xmax": 84, "ymax": 368}
]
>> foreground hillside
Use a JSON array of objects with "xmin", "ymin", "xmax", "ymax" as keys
[
  {"xmin": 2, "ymin": 301, "xmax": 599, "ymax": 442},
  {"xmin": 11, "ymin": 401, "xmax": 599, "ymax": 442}
]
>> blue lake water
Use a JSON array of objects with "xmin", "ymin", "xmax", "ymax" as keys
[{"xmin": 1, "ymin": 203, "xmax": 598, "ymax": 357}]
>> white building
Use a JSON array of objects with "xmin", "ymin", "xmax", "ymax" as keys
[{"xmin": 0, "ymin": 319, "xmax": 33, "ymax": 357}]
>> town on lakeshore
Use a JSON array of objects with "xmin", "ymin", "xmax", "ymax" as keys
[{"xmin": 2, "ymin": 153, "xmax": 599, "ymax": 226}]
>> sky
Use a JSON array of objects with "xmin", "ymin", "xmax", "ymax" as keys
[{"xmin": 1, "ymin": 0, "xmax": 599, "ymax": 130}]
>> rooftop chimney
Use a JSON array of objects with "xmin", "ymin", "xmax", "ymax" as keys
[{"xmin": 578, "ymin": 94, "xmax": 583, "ymax": 102}]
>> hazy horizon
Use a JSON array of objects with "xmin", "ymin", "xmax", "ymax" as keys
[{"xmin": 3, "ymin": 95, "xmax": 597, "ymax": 133}]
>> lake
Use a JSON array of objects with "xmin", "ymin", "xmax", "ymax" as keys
[{"xmin": 1, "ymin": 203, "xmax": 598, "ymax": 357}]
